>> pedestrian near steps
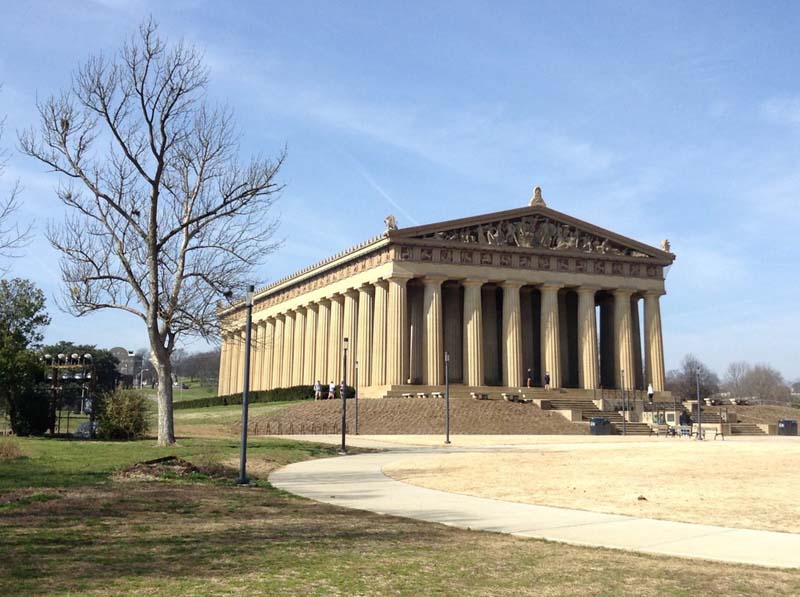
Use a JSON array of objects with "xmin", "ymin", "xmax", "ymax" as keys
[
  {"xmin": 314, "ymin": 380, "xmax": 323, "ymax": 401},
  {"xmin": 328, "ymin": 381, "xmax": 336, "ymax": 400},
  {"xmin": 526, "ymin": 368, "xmax": 533, "ymax": 388},
  {"xmin": 647, "ymin": 382, "xmax": 654, "ymax": 402},
  {"xmin": 544, "ymin": 372, "xmax": 551, "ymax": 391}
]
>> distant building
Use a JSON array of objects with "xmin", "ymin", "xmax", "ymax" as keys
[{"xmin": 110, "ymin": 347, "xmax": 143, "ymax": 388}]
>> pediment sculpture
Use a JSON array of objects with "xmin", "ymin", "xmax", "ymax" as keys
[{"xmin": 417, "ymin": 215, "xmax": 651, "ymax": 258}]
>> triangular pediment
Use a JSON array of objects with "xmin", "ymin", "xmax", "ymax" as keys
[{"xmin": 387, "ymin": 205, "xmax": 673, "ymax": 262}]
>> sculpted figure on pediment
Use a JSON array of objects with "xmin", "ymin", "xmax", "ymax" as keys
[{"xmin": 416, "ymin": 214, "xmax": 653, "ymax": 258}]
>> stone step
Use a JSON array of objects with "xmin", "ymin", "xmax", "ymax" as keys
[{"xmin": 729, "ymin": 424, "xmax": 766, "ymax": 435}]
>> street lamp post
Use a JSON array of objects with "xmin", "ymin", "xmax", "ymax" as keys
[
  {"xmin": 237, "ymin": 285, "xmax": 255, "ymax": 485},
  {"xmin": 340, "ymin": 337, "xmax": 349, "ymax": 454},
  {"xmin": 444, "ymin": 351, "xmax": 451, "ymax": 445},
  {"xmin": 354, "ymin": 360, "xmax": 359, "ymax": 435},
  {"xmin": 696, "ymin": 367, "xmax": 703, "ymax": 441}
]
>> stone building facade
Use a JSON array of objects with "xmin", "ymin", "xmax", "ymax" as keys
[{"xmin": 217, "ymin": 189, "xmax": 675, "ymax": 398}]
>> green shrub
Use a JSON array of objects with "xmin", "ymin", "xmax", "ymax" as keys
[
  {"xmin": 96, "ymin": 389, "xmax": 150, "ymax": 440},
  {"xmin": 7, "ymin": 386, "xmax": 50, "ymax": 436},
  {"xmin": 173, "ymin": 385, "xmax": 355, "ymax": 410}
]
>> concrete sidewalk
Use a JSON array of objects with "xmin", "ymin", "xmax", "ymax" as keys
[{"xmin": 270, "ymin": 449, "xmax": 800, "ymax": 569}]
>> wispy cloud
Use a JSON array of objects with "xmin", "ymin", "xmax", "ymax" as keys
[{"xmin": 760, "ymin": 96, "xmax": 800, "ymax": 126}]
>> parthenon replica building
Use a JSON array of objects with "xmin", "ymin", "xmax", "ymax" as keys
[{"xmin": 218, "ymin": 188, "xmax": 675, "ymax": 398}]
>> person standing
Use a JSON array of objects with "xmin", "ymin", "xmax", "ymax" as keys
[
  {"xmin": 647, "ymin": 382, "xmax": 654, "ymax": 403},
  {"xmin": 328, "ymin": 381, "xmax": 336, "ymax": 400},
  {"xmin": 526, "ymin": 368, "xmax": 533, "ymax": 388},
  {"xmin": 314, "ymin": 380, "xmax": 323, "ymax": 401},
  {"xmin": 544, "ymin": 371, "xmax": 551, "ymax": 391}
]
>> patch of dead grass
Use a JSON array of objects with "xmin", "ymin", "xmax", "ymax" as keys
[
  {"xmin": 2, "ymin": 479, "xmax": 800, "ymax": 596},
  {"xmin": 385, "ymin": 439, "xmax": 800, "ymax": 532},
  {"xmin": 0, "ymin": 438, "xmax": 23, "ymax": 460}
]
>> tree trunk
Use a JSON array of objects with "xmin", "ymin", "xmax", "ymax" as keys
[{"xmin": 154, "ymin": 354, "xmax": 175, "ymax": 445}]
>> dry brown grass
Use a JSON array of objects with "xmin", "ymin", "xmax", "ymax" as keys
[
  {"xmin": 385, "ymin": 438, "xmax": 800, "ymax": 532},
  {"xmin": 3, "ymin": 478, "xmax": 800, "ymax": 596},
  {"xmin": 0, "ymin": 438, "xmax": 23, "ymax": 460},
  {"xmin": 251, "ymin": 396, "xmax": 586, "ymax": 435}
]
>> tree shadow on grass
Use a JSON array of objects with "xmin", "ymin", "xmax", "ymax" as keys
[{"xmin": 0, "ymin": 479, "xmax": 456, "ymax": 593}]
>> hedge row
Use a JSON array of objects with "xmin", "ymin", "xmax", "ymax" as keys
[{"xmin": 173, "ymin": 385, "xmax": 356, "ymax": 410}]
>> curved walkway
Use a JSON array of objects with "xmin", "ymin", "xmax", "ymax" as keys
[{"xmin": 270, "ymin": 447, "xmax": 800, "ymax": 569}]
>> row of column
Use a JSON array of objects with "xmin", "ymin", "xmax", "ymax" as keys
[{"xmin": 219, "ymin": 277, "xmax": 666, "ymax": 395}]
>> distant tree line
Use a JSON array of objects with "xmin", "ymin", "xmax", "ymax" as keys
[
  {"xmin": 168, "ymin": 348, "xmax": 220, "ymax": 387},
  {"xmin": 666, "ymin": 354, "xmax": 794, "ymax": 405}
]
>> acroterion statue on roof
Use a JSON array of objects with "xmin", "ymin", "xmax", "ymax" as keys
[{"xmin": 529, "ymin": 186, "xmax": 546, "ymax": 207}]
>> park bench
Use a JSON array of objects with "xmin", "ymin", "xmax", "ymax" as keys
[
  {"xmin": 502, "ymin": 393, "xmax": 521, "ymax": 402},
  {"xmin": 401, "ymin": 393, "xmax": 414, "ymax": 398},
  {"xmin": 431, "ymin": 392, "xmax": 443, "ymax": 399},
  {"xmin": 471, "ymin": 392, "xmax": 489, "ymax": 400},
  {"xmin": 416, "ymin": 392, "xmax": 429, "ymax": 399}
]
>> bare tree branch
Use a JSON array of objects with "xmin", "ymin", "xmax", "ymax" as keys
[
  {"xmin": 18, "ymin": 19, "xmax": 284, "ymax": 445},
  {"xmin": 0, "ymin": 91, "xmax": 33, "ymax": 271}
]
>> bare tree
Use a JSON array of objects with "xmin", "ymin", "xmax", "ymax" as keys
[
  {"xmin": 722, "ymin": 361, "xmax": 751, "ymax": 399},
  {"xmin": 19, "ymin": 20, "xmax": 284, "ymax": 445},
  {"xmin": 740, "ymin": 364, "xmax": 790, "ymax": 405},
  {"xmin": 0, "ymin": 87, "xmax": 32, "ymax": 270}
]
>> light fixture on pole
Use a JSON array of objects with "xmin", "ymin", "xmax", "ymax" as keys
[
  {"xmin": 237, "ymin": 284, "xmax": 255, "ymax": 485},
  {"xmin": 340, "ymin": 337, "xmax": 349, "ymax": 454},
  {"xmin": 444, "ymin": 351, "xmax": 451, "ymax": 445}
]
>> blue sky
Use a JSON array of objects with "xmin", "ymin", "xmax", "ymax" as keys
[{"xmin": 1, "ymin": 1, "xmax": 798, "ymax": 380}]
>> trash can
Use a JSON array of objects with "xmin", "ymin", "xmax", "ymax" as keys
[
  {"xmin": 778, "ymin": 420, "xmax": 798, "ymax": 436},
  {"xmin": 589, "ymin": 417, "xmax": 611, "ymax": 436}
]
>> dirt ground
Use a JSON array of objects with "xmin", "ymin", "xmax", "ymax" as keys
[
  {"xmin": 384, "ymin": 437, "xmax": 800, "ymax": 533},
  {"xmin": 250, "ymin": 396, "xmax": 586, "ymax": 435}
]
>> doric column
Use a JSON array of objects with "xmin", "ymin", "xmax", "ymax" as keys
[
  {"xmin": 303, "ymin": 304, "xmax": 318, "ymax": 384},
  {"xmin": 386, "ymin": 275, "xmax": 410, "ymax": 385},
  {"xmin": 250, "ymin": 321, "xmax": 262, "ymax": 390},
  {"xmin": 271, "ymin": 315, "xmax": 285, "ymax": 389},
  {"xmin": 422, "ymin": 276, "xmax": 446, "ymax": 385},
  {"xmin": 292, "ymin": 307, "xmax": 306, "ymax": 386},
  {"xmin": 577, "ymin": 287, "xmax": 599, "ymax": 389},
  {"xmin": 316, "ymin": 300, "xmax": 330, "ymax": 382},
  {"xmin": 372, "ymin": 280, "xmax": 388, "ymax": 385},
  {"xmin": 328, "ymin": 295, "xmax": 344, "ymax": 383},
  {"xmin": 343, "ymin": 289, "xmax": 359, "ymax": 384},
  {"xmin": 233, "ymin": 328, "xmax": 245, "ymax": 394},
  {"xmin": 644, "ymin": 291, "xmax": 666, "ymax": 391},
  {"xmin": 356, "ymin": 284, "xmax": 374, "ymax": 387},
  {"xmin": 540, "ymin": 284, "xmax": 562, "ymax": 389},
  {"xmin": 282, "ymin": 311, "xmax": 295, "ymax": 388},
  {"xmin": 501, "ymin": 281, "xmax": 523, "ymax": 387},
  {"xmin": 228, "ymin": 331, "xmax": 239, "ymax": 394},
  {"xmin": 463, "ymin": 279, "xmax": 484, "ymax": 387},
  {"xmin": 261, "ymin": 318, "xmax": 274, "ymax": 390},
  {"xmin": 614, "ymin": 288, "xmax": 636, "ymax": 391},
  {"xmin": 218, "ymin": 333, "xmax": 230, "ymax": 396}
]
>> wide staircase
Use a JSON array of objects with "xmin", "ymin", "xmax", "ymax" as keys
[
  {"xmin": 729, "ymin": 423, "xmax": 766, "ymax": 436},
  {"xmin": 540, "ymin": 396, "xmax": 652, "ymax": 435}
]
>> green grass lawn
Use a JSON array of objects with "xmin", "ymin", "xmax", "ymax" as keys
[
  {"xmin": 2, "ymin": 435, "xmax": 800, "ymax": 595},
  {"xmin": 132, "ymin": 379, "xmax": 218, "ymax": 403}
]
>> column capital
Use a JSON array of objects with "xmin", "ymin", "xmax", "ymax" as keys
[
  {"xmin": 643, "ymin": 289, "xmax": 666, "ymax": 298},
  {"xmin": 461, "ymin": 278, "xmax": 486, "ymax": 288},
  {"xmin": 423, "ymin": 275, "xmax": 448, "ymax": 285},
  {"xmin": 500, "ymin": 280, "xmax": 524, "ymax": 290},
  {"xmin": 576, "ymin": 285, "xmax": 602, "ymax": 296},
  {"xmin": 540, "ymin": 282, "xmax": 563, "ymax": 292},
  {"xmin": 613, "ymin": 287, "xmax": 636, "ymax": 297},
  {"xmin": 388, "ymin": 273, "xmax": 414, "ymax": 283},
  {"xmin": 344, "ymin": 287, "xmax": 359, "ymax": 298}
]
